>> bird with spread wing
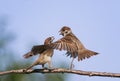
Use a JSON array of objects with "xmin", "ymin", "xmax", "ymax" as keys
[
  {"xmin": 23, "ymin": 36, "xmax": 54, "ymax": 70},
  {"xmin": 25, "ymin": 26, "xmax": 98, "ymax": 69}
]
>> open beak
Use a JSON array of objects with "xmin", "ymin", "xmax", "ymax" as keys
[
  {"xmin": 59, "ymin": 30, "xmax": 62, "ymax": 35},
  {"xmin": 51, "ymin": 36, "xmax": 55, "ymax": 41}
]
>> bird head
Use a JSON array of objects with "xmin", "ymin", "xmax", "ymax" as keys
[
  {"xmin": 44, "ymin": 36, "xmax": 55, "ymax": 45},
  {"xmin": 59, "ymin": 26, "xmax": 72, "ymax": 36}
]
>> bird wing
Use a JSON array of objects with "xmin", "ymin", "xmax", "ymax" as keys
[
  {"xmin": 24, "ymin": 36, "xmax": 78, "ymax": 58},
  {"xmin": 31, "ymin": 45, "xmax": 47, "ymax": 54},
  {"xmin": 23, "ymin": 45, "xmax": 46, "ymax": 58},
  {"xmin": 49, "ymin": 36, "xmax": 78, "ymax": 54}
]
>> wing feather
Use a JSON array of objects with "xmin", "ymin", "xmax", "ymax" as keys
[
  {"xmin": 49, "ymin": 36, "xmax": 77, "ymax": 54},
  {"xmin": 31, "ymin": 45, "xmax": 47, "ymax": 54}
]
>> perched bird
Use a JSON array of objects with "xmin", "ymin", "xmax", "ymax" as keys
[
  {"xmin": 36, "ymin": 26, "xmax": 98, "ymax": 69},
  {"xmin": 23, "ymin": 36, "xmax": 54, "ymax": 70},
  {"xmin": 54, "ymin": 26, "xmax": 99, "ymax": 69}
]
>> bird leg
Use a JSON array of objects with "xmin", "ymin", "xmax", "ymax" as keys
[
  {"xmin": 70, "ymin": 57, "xmax": 75, "ymax": 70},
  {"xmin": 24, "ymin": 64, "xmax": 35, "ymax": 72},
  {"xmin": 25, "ymin": 61, "xmax": 39, "ymax": 71},
  {"xmin": 42, "ymin": 64, "xmax": 45, "ymax": 69},
  {"xmin": 48, "ymin": 61, "xmax": 53, "ymax": 69},
  {"xmin": 42, "ymin": 64, "xmax": 49, "ymax": 69}
]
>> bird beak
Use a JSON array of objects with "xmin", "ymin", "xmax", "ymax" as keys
[
  {"xmin": 51, "ymin": 36, "xmax": 55, "ymax": 40},
  {"xmin": 59, "ymin": 30, "xmax": 62, "ymax": 35}
]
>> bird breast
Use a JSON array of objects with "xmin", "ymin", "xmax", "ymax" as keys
[{"xmin": 37, "ymin": 54, "xmax": 51, "ymax": 64}]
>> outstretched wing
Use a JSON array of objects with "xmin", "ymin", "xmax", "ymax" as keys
[
  {"xmin": 23, "ymin": 45, "xmax": 47, "ymax": 58},
  {"xmin": 49, "ymin": 36, "xmax": 78, "ymax": 54},
  {"xmin": 23, "ymin": 36, "xmax": 78, "ymax": 58},
  {"xmin": 31, "ymin": 45, "xmax": 47, "ymax": 54}
]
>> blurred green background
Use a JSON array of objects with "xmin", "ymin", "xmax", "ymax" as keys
[
  {"xmin": 0, "ymin": 1, "xmax": 120, "ymax": 81},
  {"xmin": 0, "ymin": 16, "xmax": 68, "ymax": 81}
]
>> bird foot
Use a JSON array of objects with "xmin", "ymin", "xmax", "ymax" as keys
[
  {"xmin": 23, "ymin": 68, "xmax": 32, "ymax": 72},
  {"xmin": 70, "ymin": 64, "xmax": 75, "ymax": 70},
  {"xmin": 42, "ymin": 67, "xmax": 48, "ymax": 69}
]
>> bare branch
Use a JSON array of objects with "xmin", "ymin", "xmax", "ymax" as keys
[{"xmin": 0, "ymin": 68, "xmax": 120, "ymax": 78}]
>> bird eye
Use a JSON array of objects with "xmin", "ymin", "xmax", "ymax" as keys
[
  {"xmin": 62, "ymin": 29, "xmax": 65, "ymax": 31},
  {"xmin": 65, "ymin": 31, "xmax": 68, "ymax": 33}
]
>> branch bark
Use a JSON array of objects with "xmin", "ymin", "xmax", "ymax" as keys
[{"xmin": 0, "ymin": 68, "xmax": 120, "ymax": 78}]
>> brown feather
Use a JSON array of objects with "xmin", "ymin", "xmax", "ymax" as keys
[
  {"xmin": 23, "ymin": 52, "xmax": 34, "ymax": 58},
  {"xmin": 23, "ymin": 37, "xmax": 54, "ymax": 59},
  {"xmin": 49, "ymin": 36, "xmax": 78, "ymax": 54},
  {"xmin": 53, "ymin": 26, "xmax": 99, "ymax": 62},
  {"xmin": 78, "ymin": 49, "xmax": 98, "ymax": 61}
]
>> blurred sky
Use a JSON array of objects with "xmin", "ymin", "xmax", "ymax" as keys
[{"xmin": 0, "ymin": 0, "xmax": 120, "ymax": 81}]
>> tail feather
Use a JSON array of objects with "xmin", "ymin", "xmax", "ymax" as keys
[
  {"xmin": 78, "ymin": 49, "xmax": 98, "ymax": 61},
  {"xmin": 23, "ymin": 52, "xmax": 34, "ymax": 59}
]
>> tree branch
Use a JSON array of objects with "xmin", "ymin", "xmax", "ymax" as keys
[{"xmin": 0, "ymin": 68, "xmax": 120, "ymax": 78}]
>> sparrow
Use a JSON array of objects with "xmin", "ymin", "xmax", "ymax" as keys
[
  {"xmin": 55, "ymin": 26, "xmax": 99, "ymax": 69},
  {"xmin": 36, "ymin": 26, "xmax": 98, "ymax": 69},
  {"xmin": 23, "ymin": 36, "xmax": 54, "ymax": 70}
]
